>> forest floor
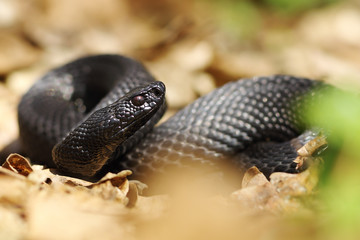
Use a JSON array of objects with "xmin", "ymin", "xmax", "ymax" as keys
[{"xmin": 0, "ymin": 0, "xmax": 360, "ymax": 239}]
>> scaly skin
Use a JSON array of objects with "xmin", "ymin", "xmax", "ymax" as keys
[{"xmin": 18, "ymin": 55, "xmax": 328, "ymax": 180}]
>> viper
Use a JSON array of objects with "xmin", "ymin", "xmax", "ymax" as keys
[{"xmin": 16, "ymin": 54, "xmax": 328, "ymax": 181}]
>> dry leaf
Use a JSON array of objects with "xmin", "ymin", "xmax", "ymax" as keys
[
  {"xmin": 127, "ymin": 181, "xmax": 140, "ymax": 208},
  {"xmin": 2, "ymin": 153, "xmax": 33, "ymax": 177},
  {"xmin": 86, "ymin": 171, "xmax": 132, "ymax": 203},
  {"xmin": 242, "ymin": 166, "xmax": 269, "ymax": 188},
  {"xmin": 89, "ymin": 170, "xmax": 132, "ymax": 189},
  {"xmin": 270, "ymin": 166, "xmax": 319, "ymax": 197}
]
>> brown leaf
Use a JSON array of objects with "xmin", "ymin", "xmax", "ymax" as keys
[
  {"xmin": 230, "ymin": 167, "xmax": 281, "ymax": 211},
  {"xmin": 126, "ymin": 181, "xmax": 140, "ymax": 208},
  {"xmin": 89, "ymin": 170, "xmax": 132, "ymax": 189},
  {"xmin": 270, "ymin": 166, "xmax": 319, "ymax": 197},
  {"xmin": 2, "ymin": 153, "xmax": 33, "ymax": 177},
  {"xmin": 242, "ymin": 166, "xmax": 269, "ymax": 188},
  {"xmin": 126, "ymin": 180, "xmax": 149, "ymax": 208},
  {"xmin": 86, "ymin": 171, "xmax": 132, "ymax": 202},
  {"xmin": 231, "ymin": 182, "xmax": 282, "ymax": 211}
]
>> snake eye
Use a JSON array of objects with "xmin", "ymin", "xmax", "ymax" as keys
[{"xmin": 131, "ymin": 95, "xmax": 145, "ymax": 106}]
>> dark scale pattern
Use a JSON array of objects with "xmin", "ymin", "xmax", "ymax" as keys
[
  {"xmin": 233, "ymin": 129, "xmax": 323, "ymax": 177},
  {"xmin": 120, "ymin": 75, "xmax": 325, "ymax": 179},
  {"xmin": 52, "ymin": 82, "xmax": 165, "ymax": 177},
  {"xmin": 18, "ymin": 54, "xmax": 329, "ymax": 180},
  {"xmin": 18, "ymin": 55, "xmax": 166, "ymax": 170}
]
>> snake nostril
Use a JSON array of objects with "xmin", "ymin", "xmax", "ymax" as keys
[{"xmin": 151, "ymin": 88, "xmax": 162, "ymax": 98}]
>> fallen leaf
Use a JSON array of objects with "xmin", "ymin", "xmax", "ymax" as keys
[
  {"xmin": 242, "ymin": 166, "xmax": 269, "ymax": 188},
  {"xmin": 270, "ymin": 166, "xmax": 319, "ymax": 197},
  {"xmin": 2, "ymin": 153, "xmax": 33, "ymax": 177}
]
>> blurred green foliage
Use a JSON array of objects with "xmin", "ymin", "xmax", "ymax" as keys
[
  {"xmin": 306, "ymin": 87, "xmax": 360, "ymax": 182},
  {"xmin": 263, "ymin": 0, "xmax": 339, "ymax": 14},
  {"xmin": 204, "ymin": 0, "xmax": 340, "ymax": 41},
  {"xmin": 305, "ymin": 86, "xmax": 360, "ymax": 240}
]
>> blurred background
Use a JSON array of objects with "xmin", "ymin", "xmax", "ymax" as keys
[
  {"xmin": 1, "ymin": 0, "xmax": 360, "ymax": 239},
  {"xmin": 1, "ymin": 0, "xmax": 360, "ymax": 146}
]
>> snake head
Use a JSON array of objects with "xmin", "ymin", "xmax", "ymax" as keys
[
  {"xmin": 104, "ymin": 81, "xmax": 166, "ymax": 139},
  {"xmin": 52, "ymin": 81, "xmax": 166, "ymax": 178}
]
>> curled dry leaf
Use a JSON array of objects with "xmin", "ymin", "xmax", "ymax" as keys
[
  {"xmin": 231, "ymin": 165, "xmax": 320, "ymax": 213},
  {"xmin": 2, "ymin": 153, "xmax": 33, "ymax": 177},
  {"xmin": 87, "ymin": 171, "xmax": 132, "ymax": 204},
  {"xmin": 126, "ymin": 180, "xmax": 149, "ymax": 208},
  {"xmin": 231, "ymin": 182, "xmax": 283, "ymax": 212},
  {"xmin": 129, "ymin": 180, "xmax": 148, "ymax": 195},
  {"xmin": 127, "ymin": 181, "xmax": 140, "ymax": 208},
  {"xmin": 89, "ymin": 170, "xmax": 132, "ymax": 189},
  {"xmin": 232, "ymin": 167, "xmax": 283, "ymax": 212},
  {"xmin": 88, "ymin": 180, "xmax": 128, "ymax": 203},
  {"xmin": 270, "ymin": 166, "xmax": 319, "ymax": 197},
  {"xmin": 241, "ymin": 166, "xmax": 269, "ymax": 188},
  {"xmin": 297, "ymin": 135, "xmax": 327, "ymax": 157},
  {"xmin": 295, "ymin": 135, "xmax": 327, "ymax": 170}
]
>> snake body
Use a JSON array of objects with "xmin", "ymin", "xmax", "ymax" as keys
[{"xmin": 17, "ymin": 54, "xmax": 326, "ymax": 180}]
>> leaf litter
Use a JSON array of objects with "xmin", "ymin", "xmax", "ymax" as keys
[
  {"xmin": 0, "ymin": 0, "xmax": 359, "ymax": 239},
  {"xmin": 0, "ymin": 152, "xmax": 321, "ymax": 240}
]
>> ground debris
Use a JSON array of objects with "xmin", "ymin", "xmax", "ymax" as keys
[
  {"xmin": 0, "ymin": 155, "xmax": 145, "ymax": 239},
  {"xmin": 231, "ymin": 166, "xmax": 319, "ymax": 214},
  {"xmin": 0, "ymin": 154, "xmax": 321, "ymax": 240},
  {"xmin": 2, "ymin": 153, "xmax": 33, "ymax": 177},
  {"xmin": 0, "ymin": 0, "xmax": 357, "ymax": 239}
]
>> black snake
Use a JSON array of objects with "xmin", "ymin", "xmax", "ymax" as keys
[{"xmin": 17, "ymin": 54, "xmax": 327, "ymax": 181}]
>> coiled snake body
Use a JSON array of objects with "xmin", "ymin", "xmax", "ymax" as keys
[{"xmin": 17, "ymin": 54, "xmax": 326, "ymax": 180}]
